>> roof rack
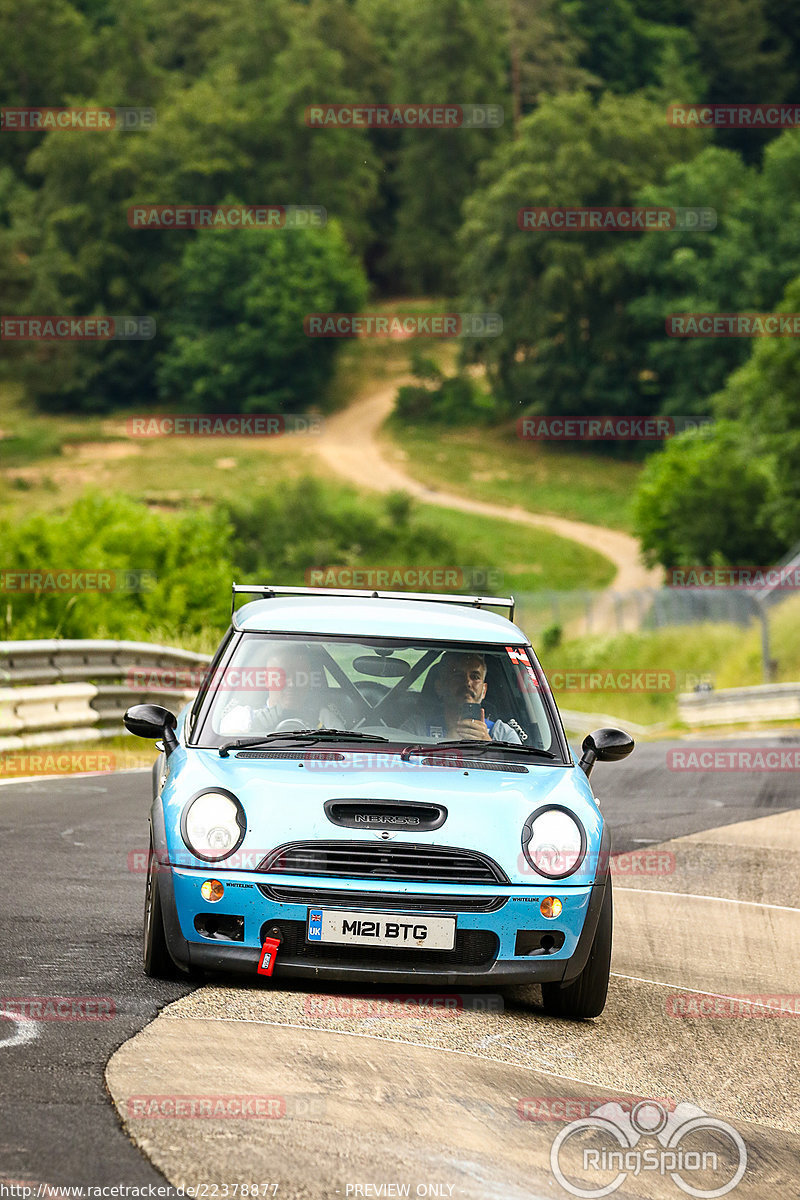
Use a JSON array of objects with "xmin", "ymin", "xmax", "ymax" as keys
[{"xmin": 231, "ymin": 583, "xmax": 515, "ymax": 622}]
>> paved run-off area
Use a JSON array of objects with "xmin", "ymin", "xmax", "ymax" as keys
[{"xmin": 106, "ymin": 808, "xmax": 800, "ymax": 1199}]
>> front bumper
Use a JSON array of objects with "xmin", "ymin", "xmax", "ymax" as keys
[{"xmin": 158, "ymin": 866, "xmax": 609, "ymax": 987}]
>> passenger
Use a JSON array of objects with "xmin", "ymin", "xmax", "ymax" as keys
[{"xmin": 218, "ymin": 643, "xmax": 348, "ymax": 735}]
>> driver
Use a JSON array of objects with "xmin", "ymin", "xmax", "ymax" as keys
[
  {"xmin": 414, "ymin": 651, "xmax": 521, "ymax": 743},
  {"xmin": 217, "ymin": 642, "xmax": 348, "ymax": 735}
]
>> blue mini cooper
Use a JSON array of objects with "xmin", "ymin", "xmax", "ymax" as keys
[{"xmin": 125, "ymin": 585, "xmax": 634, "ymax": 1019}]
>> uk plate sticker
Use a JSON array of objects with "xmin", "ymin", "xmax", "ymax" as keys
[{"xmin": 308, "ymin": 909, "xmax": 323, "ymax": 941}]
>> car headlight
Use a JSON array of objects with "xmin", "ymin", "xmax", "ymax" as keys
[
  {"xmin": 181, "ymin": 789, "xmax": 246, "ymax": 862},
  {"xmin": 522, "ymin": 806, "xmax": 586, "ymax": 879}
]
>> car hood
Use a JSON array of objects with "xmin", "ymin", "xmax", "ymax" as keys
[{"xmin": 162, "ymin": 746, "xmax": 604, "ymax": 887}]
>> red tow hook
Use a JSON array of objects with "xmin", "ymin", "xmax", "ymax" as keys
[{"xmin": 257, "ymin": 928, "xmax": 283, "ymax": 977}]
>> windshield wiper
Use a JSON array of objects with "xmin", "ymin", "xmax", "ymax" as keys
[
  {"xmin": 219, "ymin": 729, "xmax": 390, "ymax": 757},
  {"xmin": 400, "ymin": 739, "xmax": 558, "ymax": 762}
]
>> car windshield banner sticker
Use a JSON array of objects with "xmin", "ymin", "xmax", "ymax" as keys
[{"xmin": 506, "ymin": 645, "xmax": 538, "ymax": 686}]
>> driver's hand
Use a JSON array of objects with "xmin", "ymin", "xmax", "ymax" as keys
[{"xmin": 453, "ymin": 717, "xmax": 491, "ymax": 741}]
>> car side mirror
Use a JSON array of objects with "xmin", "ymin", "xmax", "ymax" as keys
[
  {"xmin": 579, "ymin": 727, "xmax": 634, "ymax": 778},
  {"xmin": 124, "ymin": 704, "xmax": 179, "ymax": 756}
]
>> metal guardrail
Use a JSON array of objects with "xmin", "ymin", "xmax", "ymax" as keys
[
  {"xmin": 2, "ymin": 639, "xmax": 798, "ymax": 748},
  {"xmin": 678, "ymin": 682, "xmax": 800, "ymax": 726},
  {"xmin": 0, "ymin": 640, "xmax": 211, "ymax": 751}
]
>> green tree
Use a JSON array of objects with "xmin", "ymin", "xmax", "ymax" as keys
[
  {"xmin": 7, "ymin": 0, "xmax": 381, "ymax": 411},
  {"xmin": 711, "ymin": 273, "xmax": 800, "ymax": 546},
  {"xmin": 622, "ymin": 130, "xmax": 800, "ymax": 418},
  {"xmin": 457, "ymin": 91, "xmax": 703, "ymax": 422},
  {"xmin": 561, "ymin": 0, "xmax": 700, "ymax": 95},
  {"xmin": 633, "ymin": 421, "xmax": 781, "ymax": 568},
  {"xmin": 388, "ymin": 0, "xmax": 509, "ymax": 293},
  {"xmin": 691, "ymin": 0, "xmax": 793, "ymax": 106},
  {"xmin": 156, "ymin": 220, "xmax": 367, "ymax": 413}
]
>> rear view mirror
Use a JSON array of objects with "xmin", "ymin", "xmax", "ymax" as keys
[
  {"xmin": 124, "ymin": 704, "xmax": 179, "ymax": 755},
  {"xmin": 578, "ymin": 727, "xmax": 635, "ymax": 777},
  {"xmin": 352, "ymin": 655, "xmax": 410, "ymax": 678}
]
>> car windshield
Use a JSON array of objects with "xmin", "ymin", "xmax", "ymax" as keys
[{"xmin": 192, "ymin": 633, "xmax": 565, "ymax": 759}]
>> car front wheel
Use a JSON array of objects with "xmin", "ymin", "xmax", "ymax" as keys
[
  {"xmin": 541, "ymin": 878, "xmax": 612, "ymax": 1020},
  {"xmin": 143, "ymin": 839, "xmax": 178, "ymax": 978}
]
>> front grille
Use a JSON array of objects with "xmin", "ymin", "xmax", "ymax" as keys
[
  {"xmin": 259, "ymin": 919, "xmax": 499, "ymax": 969},
  {"xmin": 258, "ymin": 840, "xmax": 508, "ymax": 885},
  {"xmin": 258, "ymin": 884, "xmax": 507, "ymax": 913}
]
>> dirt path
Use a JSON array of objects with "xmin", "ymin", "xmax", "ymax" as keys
[{"xmin": 313, "ymin": 383, "xmax": 662, "ymax": 594}]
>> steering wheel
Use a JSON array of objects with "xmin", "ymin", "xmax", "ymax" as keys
[{"xmin": 273, "ymin": 717, "xmax": 308, "ymax": 733}]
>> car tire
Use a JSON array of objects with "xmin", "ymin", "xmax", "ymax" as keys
[
  {"xmin": 143, "ymin": 840, "xmax": 178, "ymax": 978},
  {"xmin": 541, "ymin": 878, "xmax": 612, "ymax": 1020}
]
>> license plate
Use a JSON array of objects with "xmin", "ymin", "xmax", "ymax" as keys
[{"xmin": 307, "ymin": 908, "xmax": 456, "ymax": 951}]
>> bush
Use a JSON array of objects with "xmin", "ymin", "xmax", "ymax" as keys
[
  {"xmin": 223, "ymin": 478, "xmax": 456, "ymax": 576},
  {"xmin": 632, "ymin": 420, "xmax": 783, "ymax": 569},
  {"xmin": 0, "ymin": 483, "xmax": 476, "ymax": 641},
  {"xmin": 0, "ymin": 493, "xmax": 234, "ymax": 640},
  {"xmin": 394, "ymin": 373, "xmax": 500, "ymax": 427}
]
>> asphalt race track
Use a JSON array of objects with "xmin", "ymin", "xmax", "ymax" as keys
[{"xmin": 2, "ymin": 736, "xmax": 800, "ymax": 1196}]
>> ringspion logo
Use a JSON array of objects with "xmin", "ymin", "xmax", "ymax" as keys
[{"xmin": 550, "ymin": 1101, "xmax": 747, "ymax": 1198}]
